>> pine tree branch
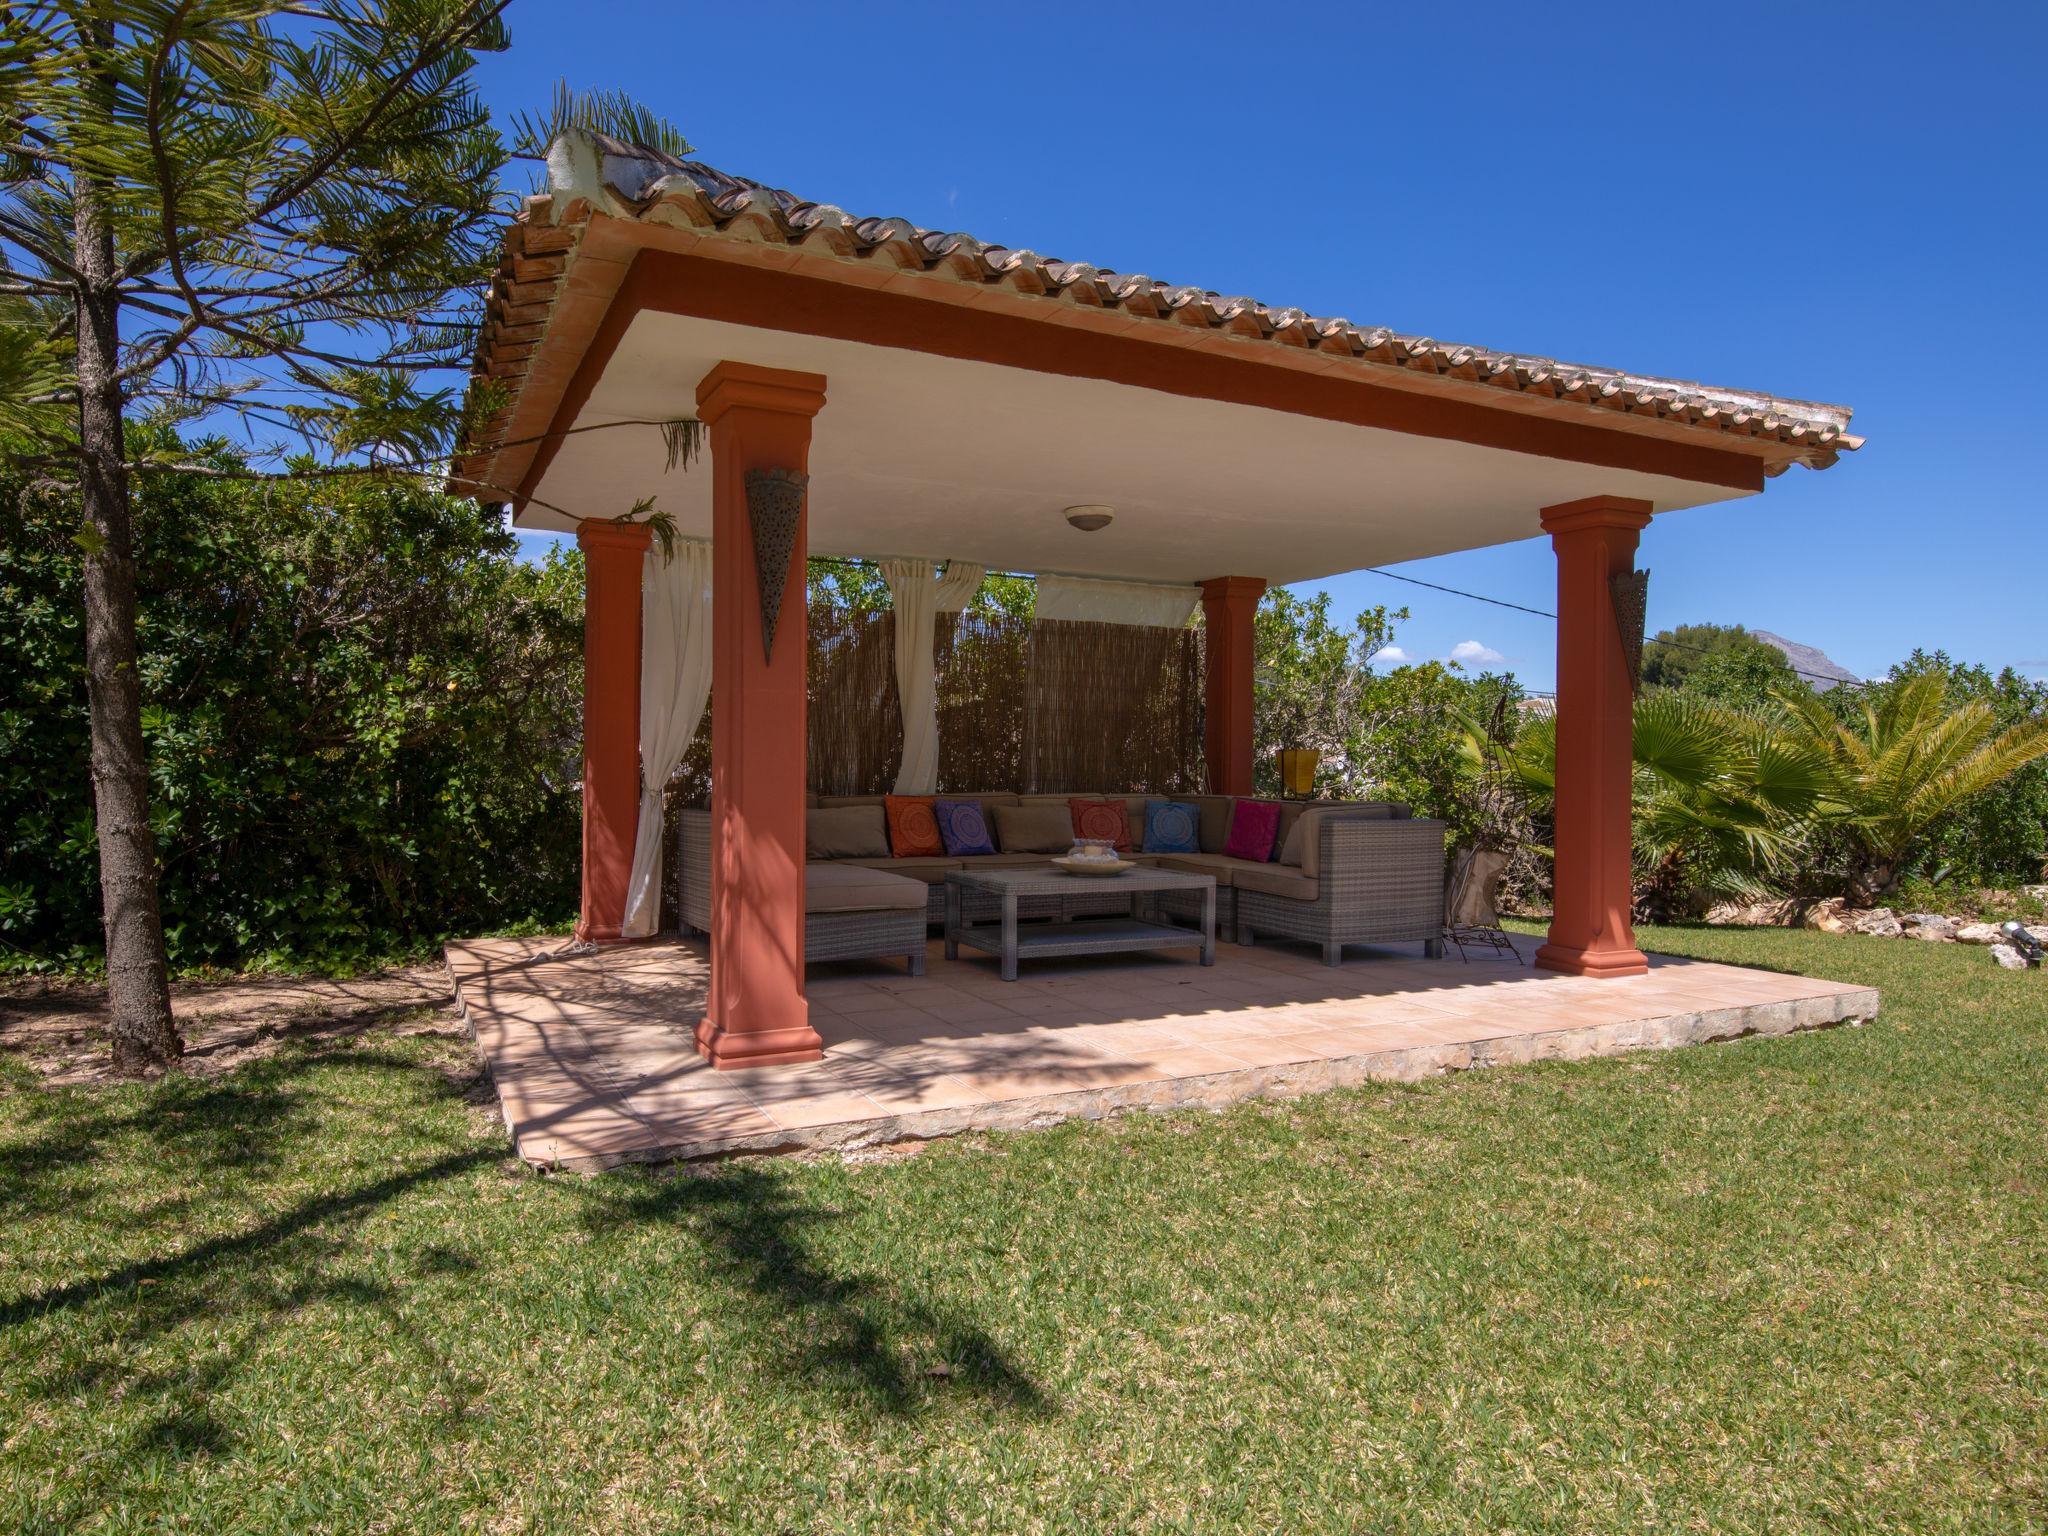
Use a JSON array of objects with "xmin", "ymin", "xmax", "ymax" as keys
[{"xmin": 246, "ymin": 0, "xmax": 514, "ymax": 229}]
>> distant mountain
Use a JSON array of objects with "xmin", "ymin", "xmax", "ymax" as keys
[{"xmin": 1751, "ymin": 630, "xmax": 1860, "ymax": 692}]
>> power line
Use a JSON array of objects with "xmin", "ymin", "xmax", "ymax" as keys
[{"xmin": 1357, "ymin": 567, "xmax": 1852, "ymax": 689}]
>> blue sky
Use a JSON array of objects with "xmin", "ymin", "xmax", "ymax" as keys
[{"xmin": 475, "ymin": 2, "xmax": 2044, "ymax": 692}]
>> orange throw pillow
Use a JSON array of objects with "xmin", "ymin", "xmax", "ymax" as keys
[
  {"xmin": 1068, "ymin": 797, "xmax": 1133, "ymax": 852},
  {"xmin": 884, "ymin": 795, "xmax": 943, "ymax": 857}
]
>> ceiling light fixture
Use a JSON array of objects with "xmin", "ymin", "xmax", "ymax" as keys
[{"xmin": 1064, "ymin": 504, "xmax": 1114, "ymax": 533}]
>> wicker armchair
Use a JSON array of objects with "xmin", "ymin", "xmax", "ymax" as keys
[{"xmin": 1234, "ymin": 811, "xmax": 1447, "ymax": 966}]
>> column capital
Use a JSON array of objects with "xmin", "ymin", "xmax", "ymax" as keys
[
  {"xmin": 575, "ymin": 518, "xmax": 654, "ymax": 555},
  {"xmin": 1540, "ymin": 495, "xmax": 1654, "ymax": 537},
  {"xmin": 694, "ymin": 361, "xmax": 828, "ymax": 425},
  {"xmin": 1200, "ymin": 575, "xmax": 1268, "ymax": 603}
]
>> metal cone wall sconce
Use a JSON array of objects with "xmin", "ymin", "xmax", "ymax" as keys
[{"xmin": 744, "ymin": 467, "xmax": 806, "ymax": 664}]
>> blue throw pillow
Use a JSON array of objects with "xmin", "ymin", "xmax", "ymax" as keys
[
  {"xmin": 933, "ymin": 798, "xmax": 996, "ymax": 857},
  {"xmin": 1143, "ymin": 799, "xmax": 1200, "ymax": 855}
]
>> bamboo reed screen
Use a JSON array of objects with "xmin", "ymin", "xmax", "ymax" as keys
[
  {"xmin": 660, "ymin": 592, "xmax": 1206, "ymax": 814},
  {"xmin": 1020, "ymin": 619, "xmax": 1205, "ymax": 792},
  {"xmin": 805, "ymin": 604, "xmax": 903, "ymax": 794}
]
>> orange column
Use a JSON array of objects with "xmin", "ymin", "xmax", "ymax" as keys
[
  {"xmin": 1535, "ymin": 495, "xmax": 1651, "ymax": 978},
  {"xmin": 694, "ymin": 362, "xmax": 828, "ymax": 1068},
  {"xmin": 1200, "ymin": 576, "xmax": 1266, "ymax": 796},
  {"xmin": 574, "ymin": 519, "xmax": 652, "ymax": 944}
]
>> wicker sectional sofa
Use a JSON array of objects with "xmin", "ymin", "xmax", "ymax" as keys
[{"xmin": 683, "ymin": 793, "xmax": 1449, "ymax": 969}]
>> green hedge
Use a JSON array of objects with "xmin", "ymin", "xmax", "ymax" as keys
[{"xmin": 0, "ymin": 463, "xmax": 585, "ymax": 972}]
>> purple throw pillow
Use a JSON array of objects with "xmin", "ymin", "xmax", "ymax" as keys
[
  {"xmin": 933, "ymin": 798, "xmax": 996, "ymax": 857},
  {"xmin": 1223, "ymin": 799, "xmax": 1282, "ymax": 862}
]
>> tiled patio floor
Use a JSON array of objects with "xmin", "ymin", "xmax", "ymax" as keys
[{"xmin": 446, "ymin": 931, "xmax": 1879, "ymax": 1170}]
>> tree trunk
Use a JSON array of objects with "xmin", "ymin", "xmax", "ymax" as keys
[{"xmin": 73, "ymin": 176, "xmax": 181, "ymax": 1075}]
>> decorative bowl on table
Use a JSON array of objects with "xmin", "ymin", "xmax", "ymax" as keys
[{"xmin": 1053, "ymin": 840, "xmax": 1134, "ymax": 877}]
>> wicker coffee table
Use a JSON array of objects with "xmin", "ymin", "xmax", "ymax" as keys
[{"xmin": 942, "ymin": 866, "xmax": 1217, "ymax": 982}]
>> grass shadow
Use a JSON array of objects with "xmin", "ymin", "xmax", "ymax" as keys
[{"xmin": 588, "ymin": 1164, "xmax": 1052, "ymax": 1422}]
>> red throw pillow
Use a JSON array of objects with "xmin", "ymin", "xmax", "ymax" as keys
[
  {"xmin": 1068, "ymin": 797, "xmax": 1133, "ymax": 852},
  {"xmin": 884, "ymin": 795, "xmax": 943, "ymax": 857},
  {"xmin": 1223, "ymin": 798, "xmax": 1282, "ymax": 862}
]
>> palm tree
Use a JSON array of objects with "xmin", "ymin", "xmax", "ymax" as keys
[
  {"xmin": 1777, "ymin": 673, "xmax": 2048, "ymax": 902},
  {"xmin": 1499, "ymin": 694, "xmax": 1828, "ymax": 919}
]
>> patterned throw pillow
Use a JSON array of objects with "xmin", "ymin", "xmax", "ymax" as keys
[
  {"xmin": 883, "ymin": 795, "xmax": 943, "ymax": 858},
  {"xmin": 1068, "ymin": 797, "xmax": 1133, "ymax": 852},
  {"xmin": 1142, "ymin": 799, "xmax": 1201, "ymax": 855},
  {"xmin": 1223, "ymin": 798, "xmax": 1282, "ymax": 862},
  {"xmin": 933, "ymin": 798, "xmax": 996, "ymax": 857}
]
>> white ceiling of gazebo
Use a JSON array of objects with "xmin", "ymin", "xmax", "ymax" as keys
[{"xmin": 520, "ymin": 309, "xmax": 1753, "ymax": 587}]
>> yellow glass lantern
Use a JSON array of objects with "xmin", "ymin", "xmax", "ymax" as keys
[{"xmin": 1277, "ymin": 748, "xmax": 1319, "ymax": 799}]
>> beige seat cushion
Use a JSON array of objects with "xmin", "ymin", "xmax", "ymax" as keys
[
  {"xmin": 1233, "ymin": 864, "xmax": 1319, "ymax": 901},
  {"xmin": 833, "ymin": 855, "xmax": 962, "ymax": 884},
  {"xmin": 807, "ymin": 804, "xmax": 891, "ymax": 860},
  {"xmin": 804, "ymin": 863, "xmax": 929, "ymax": 914},
  {"xmin": 1278, "ymin": 803, "xmax": 1401, "ymax": 874},
  {"xmin": 1152, "ymin": 852, "xmax": 1284, "ymax": 887},
  {"xmin": 1191, "ymin": 796, "xmax": 1235, "ymax": 854},
  {"xmin": 960, "ymin": 852, "xmax": 1060, "ymax": 869},
  {"xmin": 992, "ymin": 802, "xmax": 1075, "ymax": 854}
]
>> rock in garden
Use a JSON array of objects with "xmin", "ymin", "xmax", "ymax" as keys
[
  {"xmin": 1707, "ymin": 900, "xmax": 1791, "ymax": 927},
  {"xmin": 1990, "ymin": 944, "xmax": 2030, "ymax": 970},
  {"xmin": 1955, "ymin": 923, "xmax": 2003, "ymax": 945},
  {"xmin": 1851, "ymin": 909, "xmax": 1902, "ymax": 938},
  {"xmin": 1900, "ymin": 913, "xmax": 1957, "ymax": 941},
  {"xmin": 1804, "ymin": 897, "xmax": 1852, "ymax": 933}
]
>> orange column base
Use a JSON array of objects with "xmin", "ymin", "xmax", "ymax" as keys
[
  {"xmin": 694, "ymin": 1017, "xmax": 824, "ymax": 1069},
  {"xmin": 1532, "ymin": 940, "xmax": 1648, "ymax": 978}
]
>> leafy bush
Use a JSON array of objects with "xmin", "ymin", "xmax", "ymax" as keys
[
  {"xmin": 1250, "ymin": 589, "xmax": 1521, "ymax": 846},
  {"xmin": 1, "ymin": 459, "xmax": 585, "ymax": 972},
  {"xmin": 1641, "ymin": 622, "xmax": 1794, "ymax": 694}
]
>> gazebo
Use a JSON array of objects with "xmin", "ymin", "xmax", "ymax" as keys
[{"xmin": 455, "ymin": 131, "xmax": 1860, "ymax": 1075}]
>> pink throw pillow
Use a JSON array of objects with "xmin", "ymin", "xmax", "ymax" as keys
[{"xmin": 1223, "ymin": 799, "xmax": 1282, "ymax": 862}]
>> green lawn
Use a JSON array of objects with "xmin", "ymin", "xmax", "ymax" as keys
[{"xmin": 3, "ymin": 927, "xmax": 2043, "ymax": 1534}]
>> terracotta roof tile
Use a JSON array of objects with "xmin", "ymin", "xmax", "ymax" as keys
[{"xmin": 458, "ymin": 131, "xmax": 1861, "ymax": 496}]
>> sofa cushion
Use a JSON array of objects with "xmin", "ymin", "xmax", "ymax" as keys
[
  {"xmin": 1275, "ymin": 800, "xmax": 1309, "ymax": 860},
  {"xmin": 1152, "ymin": 853, "xmax": 1285, "ymax": 888},
  {"xmin": 1068, "ymin": 796, "xmax": 1133, "ymax": 851},
  {"xmin": 833, "ymin": 855, "xmax": 962, "ymax": 884},
  {"xmin": 804, "ymin": 863, "xmax": 929, "ymax": 914},
  {"xmin": 1233, "ymin": 864, "xmax": 1319, "ymax": 901},
  {"xmin": 1192, "ymin": 795, "xmax": 1235, "ymax": 854},
  {"xmin": 884, "ymin": 795, "xmax": 944, "ymax": 857},
  {"xmin": 1279, "ymin": 802, "xmax": 1403, "ymax": 873},
  {"xmin": 1224, "ymin": 799, "xmax": 1282, "ymax": 862},
  {"xmin": 1141, "ymin": 799, "xmax": 1201, "ymax": 854},
  {"xmin": 807, "ymin": 804, "xmax": 891, "ymax": 860},
  {"xmin": 993, "ymin": 802, "xmax": 1075, "ymax": 854},
  {"xmin": 964, "ymin": 852, "xmax": 1060, "ymax": 868},
  {"xmin": 817, "ymin": 793, "xmax": 885, "ymax": 808},
  {"xmin": 933, "ymin": 798, "xmax": 996, "ymax": 856}
]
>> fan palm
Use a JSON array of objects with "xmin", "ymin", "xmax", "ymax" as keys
[
  {"xmin": 1497, "ymin": 694, "xmax": 1829, "ymax": 918},
  {"xmin": 1776, "ymin": 673, "xmax": 2048, "ymax": 901}
]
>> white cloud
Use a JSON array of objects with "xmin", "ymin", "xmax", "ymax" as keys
[
  {"xmin": 1450, "ymin": 640, "xmax": 1506, "ymax": 666},
  {"xmin": 1370, "ymin": 645, "xmax": 1411, "ymax": 666}
]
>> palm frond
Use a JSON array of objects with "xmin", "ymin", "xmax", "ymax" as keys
[{"xmin": 509, "ymin": 82, "xmax": 693, "ymax": 162}]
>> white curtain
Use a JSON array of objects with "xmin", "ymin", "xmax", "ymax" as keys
[
  {"xmin": 1032, "ymin": 573, "xmax": 1200, "ymax": 628},
  {"xmin": 882, "ymin": 558, "xmax": 984, "ymax": 794},
  {"xmin": 623, "ymin": 538, "xmax": 713, "ymax": 938},
  {"xmin": 935, "ymin": 559, "xmax": 986, "ymax": 614}
]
